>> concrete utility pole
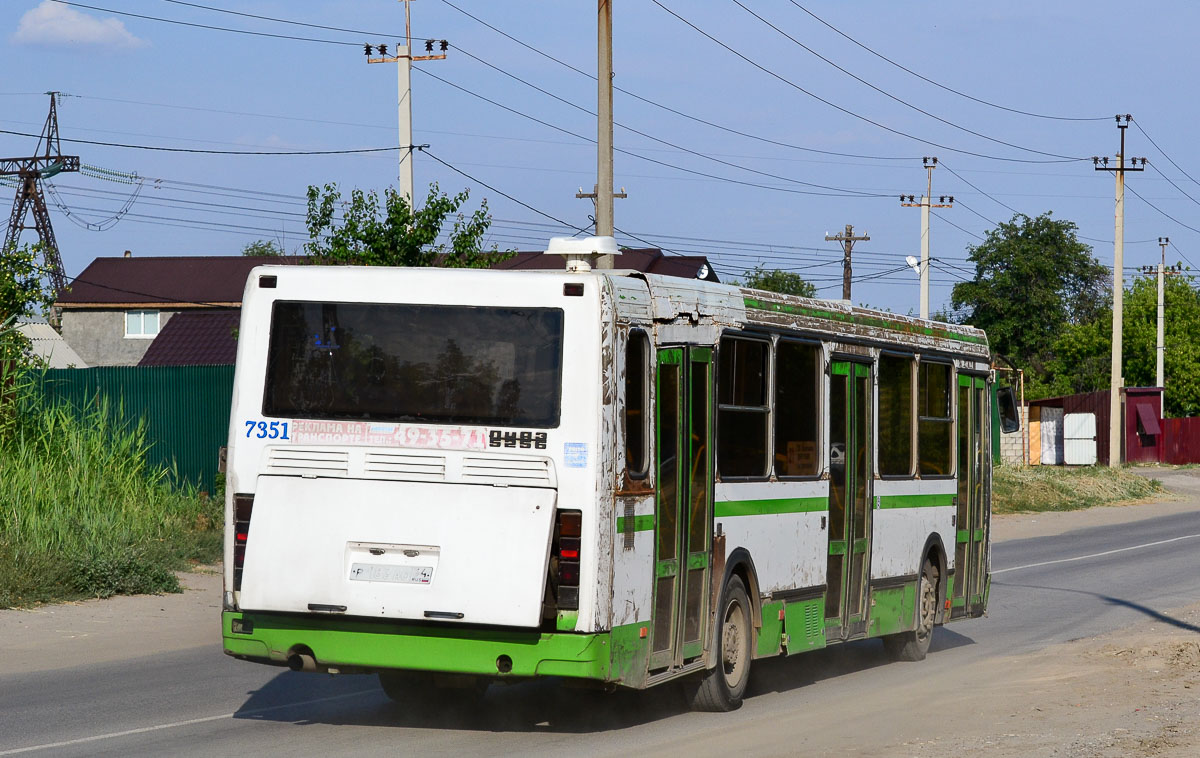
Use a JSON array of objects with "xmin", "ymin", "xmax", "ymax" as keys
[
  {"xmin": 1093, "ymin": 115, "xmax": 1146, "ymax": 467},
  {"xmin": 366, "ymin": 0, "xmax": 447, "ymax": 204},
  {"xmin": 595, "ymin": 0, "xmax": 616, "ymax": 268},
  {"xmin": 825, "ymin": 224, "xmax": 870, "ymax": 301},
  {"xmin": 1140, "ymin": 237, "xmax": 1182, "ymax": 389},
  {"xmin": 901, "ymin": 157, "xmax": 953, "ymax": 319}
]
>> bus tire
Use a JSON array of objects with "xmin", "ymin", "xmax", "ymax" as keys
[
  {"xmin": 689, "ymin": 574, "xmax": 753, "ymax": 712},
  {"xmin": 883, "ymin": 560, "xmax": 939, "ymax": 662}
]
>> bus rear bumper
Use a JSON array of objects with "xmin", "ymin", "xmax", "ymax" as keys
[{"xmin": 222, "ymin": 611, "xmax": 613, "ymax": 681}]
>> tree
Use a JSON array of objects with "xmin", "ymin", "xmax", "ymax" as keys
[
  {"xmin": 241, "ymin": 239, "xmax": 286, "ymax": 257},
  {"xmin": 304, "ymin": 182, "xmax": 511, "ymax": 268},
  {"xmin": 737, "ymin": 265, "xmax": 817, "ymax": 298},
  {"xmin": 1, "ymin": 244, "xmax": 56, "ymax": 363},
  {"xmin": 1033, "ymin": 274, "xmax": 1200, "ymax": 417},
  {"xmin": 950, "ymin": 212, "xmax": 1108, "ymax": 373}
]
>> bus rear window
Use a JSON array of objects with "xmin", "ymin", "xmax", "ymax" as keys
[{"xmin": 263, "ymin": 302, "xmax": 564, "ymax": 427}]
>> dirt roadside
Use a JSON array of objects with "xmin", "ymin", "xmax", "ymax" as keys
[{"xmin": 1, "ymin": 469, "xmax": 1197, "ymax": 756}]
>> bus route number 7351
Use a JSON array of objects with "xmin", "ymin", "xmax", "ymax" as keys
[{"xmin": 244, "ymin": 420, "xmax": 291, "ymax": 440}]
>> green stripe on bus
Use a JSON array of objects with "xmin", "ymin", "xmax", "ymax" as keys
[
  {"xmin": 743, "ymin": 297, "xmax": 988, "ymax": 346},
  {"xmin": 877, "ymin": 493, "xmax": 955, "ymax": 509},
  {"xmin": 714, "ymin": 497, "xmax": 827, "ymax": 517},
  {"xmin": 616, "ymin": 514, "xmax": 655, "ymax": 533}
]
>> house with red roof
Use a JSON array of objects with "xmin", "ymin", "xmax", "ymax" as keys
[
  {"xmin": 54, "ymin": 253, "xmax": 290, "ymax": 367},
  {"xmin": 54, "ymin": 247, "xmax": 718, "ymax": 367}
]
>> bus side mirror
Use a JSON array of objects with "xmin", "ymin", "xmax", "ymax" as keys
[{"xmin": 997, "ymin": 386, "xmax": 1020, "ymax": 434}]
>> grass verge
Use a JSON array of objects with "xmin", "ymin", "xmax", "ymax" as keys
[
  {"xmin": 0, "ymin": 367, "xmax": 222, "ymax": 608},
  {"xmin": 993, "ymin": 464, "xmax": 1165, "ymax": 515}
]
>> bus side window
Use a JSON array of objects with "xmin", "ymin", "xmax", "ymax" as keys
[
  {"xmin": 625, "ymin": 330, "xmax": 650, "ymax": 478},
  {"xmin": 918, "ymin": 361, "xmax": 953, "ymax": 477},
  {"xmin": 878, "ymin": 354, "xmax": 915, "ymax": 477},
  {"xmin": 774, "ymin": 340, "xmax": 819, "ymax": 478},
  {"xmin": 718, "ymin": 336, "xmax": 770, "ymax": 478}
]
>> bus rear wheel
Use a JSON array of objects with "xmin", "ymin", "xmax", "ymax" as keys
[
  {"xmin": 883, "ymin": 559, "xmax": 939, "ymax": 662},
  {"xmin": 689, "ymin": 574, "xmax": 752, "ymax": 712}
]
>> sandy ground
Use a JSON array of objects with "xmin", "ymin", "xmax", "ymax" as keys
[{"xmin": 1, "ymin": 468, "xmax": 1197, "ymax": 755}]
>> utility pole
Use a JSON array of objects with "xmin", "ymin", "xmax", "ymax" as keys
[
  {"xmin": 825, "ymin": 224, "xmax": 870, "ymax": 301},
  {"xmin": 1140, "ymin": 237, "xmax": 1182, "ymax": 389},
  {"xmin": 1093, "ymin": 115, "xmax": 1146, "ymax": 467},
  {"xmin": 901, "ymin": 157, "xmax": 953, "ymax": 319},
  {"xmin": 2, "ymin": 91, "xmax": 78, "ymax": 294},
  {"xmin": 366, "ymin": 0, "xmax": 447, "ymax": 204},
  {"xmin": 595, "ymin": 0, "xmax": 616, "ymax": 268}
]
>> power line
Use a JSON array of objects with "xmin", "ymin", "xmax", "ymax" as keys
[
  {"xmin": 730, "ymin": 0, "xmax": 1082, "ymax": 160},
  {"xmin": 938, "ymin": 161, "xmax": 1022, "ymax": 216},
  {"xmin": 1126, "ymin": 183, "xmax": 1200, "ymax": 236},
  {"xmin": 648, "ymin": 0, "xmax": 1087, "ymax": 165},
  {"xmin": 787, "ymin": 1, "xmax": 1109, "ymax": 122},
  {"xmin": 417, "ymin": 68, "xmax": 888, "ymax": 198},
  {"xmin": 155, "ymin": 0, "xmax": 403, "ymax": 38},
  {"xmin": 50, "ymin": 0, "xmax": 361, "ymax": 46},
  {"xmin": 448, "ymin": 44, "xmax": 885, "ymax": 197},
  {"xmin": 0, "ymin": 127, "xmax": 415, "ymax": 155},
  {"xmin": 418, "ymin": 147, "xmax": 590, "ymax": 234},
  {"xmin": 1132, "ymin": 119, "xmax": 1200, "ymax": 189},
  {"xmin": 1147, "ymin": 162, "xmax": 1200, "ymax": 208},
  {"xmin": 1169, "ymin": 240, "xmax": 1198, "ymax": 273},
  {"xmin": 437, "ymin": 0, "xmax": 916, "ymax": 162}
]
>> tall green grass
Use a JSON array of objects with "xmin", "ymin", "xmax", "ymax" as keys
[{"xmin": 0, "ymin": 363, "xmax": 222, "ymax": 608}]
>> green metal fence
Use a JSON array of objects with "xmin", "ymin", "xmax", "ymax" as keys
[{"xmin": 38, "ymin": 365, "xmax": 234, "ymax": 494}]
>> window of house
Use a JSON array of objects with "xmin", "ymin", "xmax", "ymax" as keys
[
  {"xmin": 624, "ymin": 329, "xmax": 649, "ymax": 478},
  {"xmin": 717, "ymin": 336, "xmax": 769, "ymax": 478},
  {"xmin": 774, "ymin": 340, "xmax": 819, "ymax": 477},
  {"xmin": 918, "ymin": 361, "xmax": 953, "ymax": 476},
  {"xmin": 879, "ymin": 354, "xmax": 914, "ymax": 476},
  {"xmin": 125, "ymin": 310, "xmax": 160, "ymax": 338}
]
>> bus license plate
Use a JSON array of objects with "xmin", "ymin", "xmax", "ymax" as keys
[{"xmin": 348, "ymin": 563, "xmax": 433, "ymax": 584}]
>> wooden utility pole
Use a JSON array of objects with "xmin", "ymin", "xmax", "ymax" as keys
[
  {"xmin": 1093, "ymin": 115, "xmax": 1146, "ymax": 467},
  {"xmin": 901, "ymin": 157, "xmax": 953, "ymax": 319},
  {"xmin": 366, "ymin": 0, "xmax": 447, "ymax": 203},
  {"xmin": 595, "ymin": 0, "xmax": 616, "ymax": 268},
  {"xmin": 825, "ymin": 224, "xmax": 870, "ymax": 301},
  {"xmin": 1140, "ymin": 237, "xmax": 1182, "ymax": 389}
]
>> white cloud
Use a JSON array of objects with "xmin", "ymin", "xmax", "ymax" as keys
[{"xmin": 13, "ymin": 1, "xmax": 147, "ymax": 49}]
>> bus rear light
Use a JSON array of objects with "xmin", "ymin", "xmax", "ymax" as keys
[
  {"xmin": 232, "ymin": 493, "xmax": 254, "ymax": 591},
  {"xmin": 559, "ymin": 537, "xmax": 581, "ymax": 560},
  {"xmin": 553, "ymin": 509, "xmax": 582, "ymax": 611},
  {"xmin": 559, "ymin": 511, "xmax": 581, "ymax": 537}
]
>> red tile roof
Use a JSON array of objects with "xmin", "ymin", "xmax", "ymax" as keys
[
  {"xmin": 138, "ymin": 310, "xmax": 241, "ymax": 366},
  {"xmin": 58, "ymin": 256, "xmax": 303, "ymax": 306},
  {"xmin": 58, "ymin": 248, "xmax": 715, "ymax": 310}
]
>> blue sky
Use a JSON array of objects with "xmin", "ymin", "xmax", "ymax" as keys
[{"xmin": 3, "ymin": 0, "xmax": 1199, "ymax": 316}]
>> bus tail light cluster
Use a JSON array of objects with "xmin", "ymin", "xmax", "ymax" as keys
[
  {"xmin": 232, "ymin": 494, "xmax": 254, "ymax": 591},
  {"xmin": 555, "ymin": 510, "xmax": 582, "ymax": 610}
]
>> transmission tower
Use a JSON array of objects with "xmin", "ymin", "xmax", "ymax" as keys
[{"xmin": 1, "ymin": 91, "xmax": 79, "ymax": 293}]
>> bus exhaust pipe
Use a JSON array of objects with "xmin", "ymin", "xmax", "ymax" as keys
[{"xmin": 288, "ymin": 653, "xmax": 318, "ymax": 672}]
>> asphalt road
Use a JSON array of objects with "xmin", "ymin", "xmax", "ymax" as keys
[{"xmin": 2, "ymin": 501, "xmax": 1198, "ymax": 757}]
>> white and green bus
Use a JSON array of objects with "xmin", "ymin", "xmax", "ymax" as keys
[{"xmin": 223, "ymin": 236, "xmax": 1015, "ymax": 711}]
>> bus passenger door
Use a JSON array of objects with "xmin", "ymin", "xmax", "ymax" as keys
[
  {"xmin": 954, "ymin": 375, "xmax": 988, "ymax": 617},
  {"xmin": 650, "ymin": 347, "xmax": 713, "ymax": 671},
  {"xmin": 825, "ymin": 360, "xmax": 873, "ymax": 638}
]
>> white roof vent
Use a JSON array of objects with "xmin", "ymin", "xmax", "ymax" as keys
[{"xmin": 544, "ymin": 235, "xmax": 618, "ymax": 273}]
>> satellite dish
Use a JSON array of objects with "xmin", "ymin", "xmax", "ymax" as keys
[{"xmin": 905, "ymin": 255, "xmax": 920, "ymax": 275}]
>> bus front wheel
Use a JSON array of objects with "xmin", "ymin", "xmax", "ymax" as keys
[
  {"xmin": 883, "ymin": 559, "xmax": 939, "ymax": 662},
  {"xmin": 689, "ymin": 574, "xmax": 753, "ymax": 712}
]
